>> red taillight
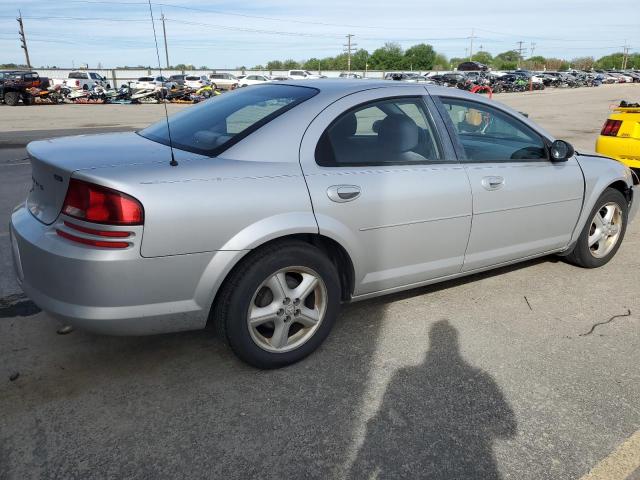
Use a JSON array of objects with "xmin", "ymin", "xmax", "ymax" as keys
[
  {"xmin": 75, "ymin": 80, "xmax": 80, "ymax": 87},
  {"xmin": 61, "ymin": 179, "xmax": 144, "ymax": 225},
  {"xmin": 601, "ymin": 119, "xmax": 622, "ymax": 136}
]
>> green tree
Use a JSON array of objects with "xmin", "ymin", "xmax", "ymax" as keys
[
  {"xmin": 432, "ymin": 53, "xmax": 449, "ymax": 71},
  {"xmin": 470, "ymin": 51, "xmax": 493, "ymax": 66},
  {"xmin": 302, "ymin": 58, "xmax": 321, "ymax": 70},
  {"xmin": 403, "ymin": 43, "xmax": 436, "ymax": 70},
  {"xmin": 450, "ymin": 57, "xmax": 466, "ymax": 69},
  {"xmin": 570, "ymin": 57, "xmax": 595, "ymax": 70},
  {"xmin": 595, "ymin": 53, "xmax": 626, "ymax": 69},
  {"xmin": 523, "ymin": 56, "xmax": 546, "ymax": 70},
  {"xmin": 266, "ymin": 60, "xmax": 283, "ymax": 70},
  {"xmin": 253, "ymin": 64, "xmax": 264, "ymax": 70},
  {"xmin": 369, "ymin": 42, "xmax": 404, "ymax": 70},
  {"xmin": 351, "ymin": 49, "xmax": 370, "ymax": 70},
  {"xmin": 282, "ymin": 59, "xmax": 300, "ymax": 69},
  {"xmin": 493, "ymin": 50, "xmax": 520, "ymax": 70}
]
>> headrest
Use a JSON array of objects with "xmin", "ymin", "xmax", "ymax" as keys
[
  {"xmin": 331, "ymin": 112, "xmax": 357, "ymax": 138},
  {"xmin": 378, "ymin": 114, "xmax": 419, "ymax": 152}
]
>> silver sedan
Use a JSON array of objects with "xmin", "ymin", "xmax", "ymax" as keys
[{"xmin": 10, "ymin": 81, "xmax": 639, "ymax": 368}]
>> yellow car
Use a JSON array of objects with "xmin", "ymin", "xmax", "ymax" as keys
[{"xmin": 596, "ymin": 101, "xmax": 640, "ymax": 172}]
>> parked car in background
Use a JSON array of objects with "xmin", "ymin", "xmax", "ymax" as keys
[
  {"xmin": 596, "ymin": 101, "xmax": 640, "ymax": 173},
  {"xmin": 288, "ymin": 70, "xmax": 321, "ymax": 80},
  {"xmin": 51, "ymin": 71, "xmax": 110, "ymax": 90},
  {"xmin": 209, "ymin": 73, "xmax": 239, "ymax": 90},
  {"xmin": 457, "ymin": 61, "xmax": 489, "ymax": 71},
  {"xmin": 11, "ymin": 81, "xmax": 638, "ymax": 369},
  {"xmin": 168, "ymin": 74, "xmax": 186, "ymax": 86},
  {"xmin": 0, "ymin": 70, "xmax": 45, "ymax": 105},
  {"xmin": 184, "ymin": 75, "xmax": 210, "ymax": 89},
  {"xmin": 132, "ymin": 76, "xmax": 176, "ymax": 90},
  {"xmin": 339, "ymin": 72, "xmax": 363, "ymax": 79},
  {"xmin": 238, "ymin": 74, "xmax": 272, "ymax": 87}
]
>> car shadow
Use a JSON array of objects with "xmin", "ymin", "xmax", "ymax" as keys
[{"xmin": 347, "ymin": 319, "xmax": 517, "ymax": 479}]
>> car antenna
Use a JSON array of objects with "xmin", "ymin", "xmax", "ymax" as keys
[{"xmin": 147, "ymin": 0, "xmax": 178, "ymax": 167}]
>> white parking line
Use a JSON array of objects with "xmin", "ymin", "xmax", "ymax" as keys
[{"xmin": 579, "ymin": 429, "xmax": 640, "ymax": 480}]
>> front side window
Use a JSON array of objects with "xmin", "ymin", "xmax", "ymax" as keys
[
  {"xmin": 140, "ymin": 84, "xmax": 318, "ymax": 156},
  {"xmin": 440, "ymin": 98, "xmax": 547, "ymax": 162},
  {"xmin": 315, "ymin": 97, "xmax": 442, "ymax": 166}
]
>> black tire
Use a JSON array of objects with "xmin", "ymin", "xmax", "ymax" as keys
[
  {"xmin": 213, "ymin": 240, "xmax": 341, "ymax": 368},
  {"xmin": 4, "ymin": 91, "xmax": 20, "ymax": 106},
  {"xmin": 564, "ymin": 188, "xmax": 628, "ymax": 268}
]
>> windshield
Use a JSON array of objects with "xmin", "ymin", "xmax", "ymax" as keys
[{"xmin": 140, "ymin": 84, "xmax": 318, "ymax": 156}]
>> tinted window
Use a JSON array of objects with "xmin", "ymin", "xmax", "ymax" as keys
[
  {"xmin": 185, "ymin": 76, "xmax": 200, "ymax": 80},
  {"xmin": 69, "ymin": 72, "xmax": 88, "ymax": 79},
  {"xmin": 140, "ymin": 84, "xmax": 318, "ymax": 156},
  {"xmin": 316, "ymin": 97, "xmax": 442, "ymax": 166},
  {"xmin": 440, "ymin": 98, "xmax": 547, "ymax": 162},
  {"xmin": 138, "ymin": 77, "xmax": 153, "ymax": 81}
]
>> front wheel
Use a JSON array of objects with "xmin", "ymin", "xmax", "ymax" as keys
[
  {"xmin": 565, "ymin": 188, "xmax": 628, "ymax": 268},
  {"xmin": 213, "ymin": 241, "xmax": 341, "ymax": 368},
  {"xmin": 4, "ymin": 91, "xmax": 20, "ymax": 106}
]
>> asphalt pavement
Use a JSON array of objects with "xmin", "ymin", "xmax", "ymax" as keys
[{"xmin": 1, "ymin": 85, "xmax": 639, "ymax": 479}]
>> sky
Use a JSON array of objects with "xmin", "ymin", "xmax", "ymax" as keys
[{"xmin": 1, "ymin": 0, "xmax": 638, "ymax": 69}]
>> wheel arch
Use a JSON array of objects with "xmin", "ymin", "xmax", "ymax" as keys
[{"xmin": 204, "ymin": 232, "xmax": 356, "ymax": 329}]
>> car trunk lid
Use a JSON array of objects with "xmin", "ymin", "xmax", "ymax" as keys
[{"xmin": 26, "ymin": 132, "xmax": 173, "ymax": 225}]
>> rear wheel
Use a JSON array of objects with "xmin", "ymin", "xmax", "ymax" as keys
[
  {"xmin": 565, "ymin": 188, "xmax": 628, "ymax": 268},
  {"xmin": 4, "ymin": 91, "xmax": 20, "ymax": 106},
  {"xmin": 213, "ymin": 240, "xmax": 341, "ymax": 368}
]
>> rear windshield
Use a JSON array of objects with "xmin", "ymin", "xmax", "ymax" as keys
[
  {"xmin": 139, "ymin": 77, "xmax": 154, "ymax": 81},
  {"xmin": 140, "ymin": 84, "xmax": 318, "ymax": 156},
  {"xmin": 185, "ymin": 76, "xmax": 201, "ymax": 80}
]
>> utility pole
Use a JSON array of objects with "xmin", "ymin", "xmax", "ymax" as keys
[
  {"xmin": 516, "ymin": 41, "xmax": 526, "ymax": 68},
  {"xmin": 161, "ymin": 13, "xmax": 169, "ymax": 68},
  {"xmin": 530, "ymin": 42, "xmax": 536, "ymax": 58},
  {"xmin": 17, "ymin": 10, "xmax": 31, "ymax": 70},
  {"xmin": 468, "ymin": 28, "xmax": 477, "ymax": 61},
  {"xmin": 621, "ymin": 41, "xmax": 630, "ymax": 69},
  {"xmin": 343, "ymin": 34, "xmax": 356, "ymax": 74}
]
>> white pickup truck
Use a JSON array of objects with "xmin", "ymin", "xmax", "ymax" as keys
[{"xmin": 51, "ymin": 71, "xmax": 110, "ymax": 90}]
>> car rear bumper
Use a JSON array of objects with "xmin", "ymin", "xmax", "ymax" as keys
[
  {"xmin": 10, "ymin": 205, "xmax": 243, "ymax": 335},
  {"xmin": 596, "ymin": 136, "xmax": 640, "ymax": 169}
]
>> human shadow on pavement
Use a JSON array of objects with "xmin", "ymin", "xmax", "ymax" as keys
[{"xmin": 349, "ymin": 320, "xmax": 517, "ymax": 479}]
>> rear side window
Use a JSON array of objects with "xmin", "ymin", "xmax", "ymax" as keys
[
  {"xmin": 140, "ymin": 84, "xmax": 318, "ymax": 156},
  {"xmin": 439, "ymin": 97, "xmax": 547, "ymax": 162},
  {"xmin": 315, "ymin": 97, "xmax": 443, "ymax": 167}
]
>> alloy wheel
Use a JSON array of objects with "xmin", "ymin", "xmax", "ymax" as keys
[
  {"xmin": 247, "ymin": 266, "xmax": 327, "ymax": 353},
  {"xmin": 588, "ymin": 202, "xmax": 623, "ymax": 258}
]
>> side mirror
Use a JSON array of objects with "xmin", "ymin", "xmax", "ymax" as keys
[{"xmin": 550, "ymin": 140, "xmax": 574, "ymax": 162}]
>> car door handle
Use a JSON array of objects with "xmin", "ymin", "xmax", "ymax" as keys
[
  {"xmin": 481, "ymin": 176, "xmax": 505, "ymax": 191},
  {"xmin": 327, "ymin": 185, "xmax": 361, "ymax": 203}
]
